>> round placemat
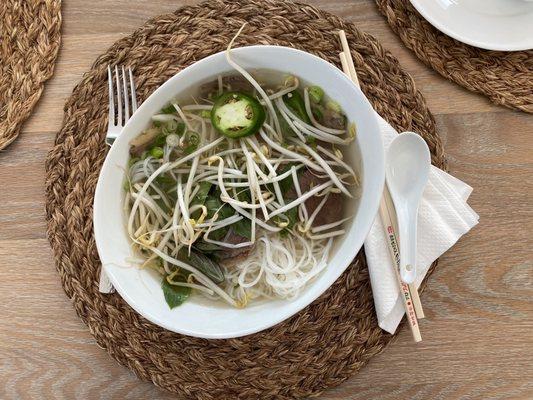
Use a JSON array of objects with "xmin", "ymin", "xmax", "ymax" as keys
[
  {"xmin": 45, "ymin": 0, "xmax": 445, "ymax": 398},
  {"xmin": 376, "ymin": 0, "xmax": 533, "ymax": 113},
  {"xmin": 0, "ymin": 0, "xmax": 62, "ymax": 150}
]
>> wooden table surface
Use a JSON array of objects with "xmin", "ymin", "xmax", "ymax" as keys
[{"xmin": 1, "ymin": 1, "xmax": 532, "ymax": 399}]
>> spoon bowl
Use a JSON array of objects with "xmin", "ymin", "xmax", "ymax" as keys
[{"xmin": 386, "ymin": 132, "xmax": 431, "ymax": 284}]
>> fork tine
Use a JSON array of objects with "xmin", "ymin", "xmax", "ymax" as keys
[
  {"xmin": 115, "ymin": 65, "xmax": 122, "ymax": 126},
  {"xmin": 107, "ymin": 66, "xmax": 115, "ymax": 127},
  {"xmin": 122, "ymin": 66, "xmax": 130, "ymax": 121},
  {"xmin": 128, "ymin": 67, "xmax": 138, "ymax": 112}
]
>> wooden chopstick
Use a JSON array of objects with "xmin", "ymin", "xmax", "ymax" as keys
[
  {"xmin": 338, "ymin": 31, "xmax": 359, "ymax": 87},
  {"xmin": 339, "ymin": 31, "xmax": 425, "ymax": 319},
  {"xmin": 338, "ymin": 30, "xmax": 423, "ymax": 342},
  {"xmin": 382, "ymin": 188, "xmax": 425, "ymax": 319},
  {"xmin": 379, "ymin": 190, "xmax": 422, "ymax": 342}
]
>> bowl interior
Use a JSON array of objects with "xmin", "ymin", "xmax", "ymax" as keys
[{"xmin": 94, "ymin": 45, "xmax": 384, "ymax": 338}]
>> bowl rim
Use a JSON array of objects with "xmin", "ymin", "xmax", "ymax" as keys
[{"xmin": 93, "ymin": 45, "xmax": 385, "ymax": 338}]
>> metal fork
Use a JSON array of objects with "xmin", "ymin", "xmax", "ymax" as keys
[
  {"xmin": 105, "ymin": 65, "xmax": 138, "ymax": 144},
  {"xmin": 99, "ymin": 65, "xmax": 138, "ymax": 293}
]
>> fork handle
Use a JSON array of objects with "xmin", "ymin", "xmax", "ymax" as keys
[{"xmin": 98, "ymin": 267, "xmax": 115, "ymax": 293}]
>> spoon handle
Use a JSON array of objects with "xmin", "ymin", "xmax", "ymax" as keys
[{"xmin": 398, "ymin": 205, "xmax": 418, "ymax": 284}]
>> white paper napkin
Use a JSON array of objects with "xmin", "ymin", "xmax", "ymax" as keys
[{"xmin": 364, "ymin": 114, "xmax": 479, "ymax": 334}]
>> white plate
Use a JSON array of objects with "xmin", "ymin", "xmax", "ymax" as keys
[
  {"xmin": 410, "ymin": 0, "xmax": 533, "ymax": 51},
  {"xmin": 93, "ymin": 46, "xmax": 384, "ymax": 339}
]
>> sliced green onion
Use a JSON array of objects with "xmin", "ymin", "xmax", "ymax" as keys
[
  {"xmin": 128, "ymin": 157, "xmax": 140, "ymax": 167},
  {"xmin": 349, "ymin": 122, "xmax": 357, "ymax": 139},
  {"xmin": 154, "ymin": 133, "xmax": 167, "ymax": 147},
  {"xmin": 312, "ymin": 105, "xmax": 323, "ymax": 121},
  {"xmin": 162, "ymin": 119, "xmax": 178, "ymax": 135},
  {"xmin": 160, "ymin": 104, "xmax": 175, "ymax": 114},
  {"xmin": 326, "ymin": 100, "xmax": 342, "ymax": 113},
  {"xmin": 166, "ymin": 133, "xmax": 180, "ymax": 147},
  {"xmin": 183, "ymin": 131, "xmax": 200, "ymax": 154},
  {"xmin": 150, "ymin": 146, "xmax": 164, "ymax": 158},
  {"xmin": 308, "ymin": 86, "xmax": 324, "ymax": 103},
  {"xmin": 176, "ymin": 122, "xmax": 186, "ymax": 135}
]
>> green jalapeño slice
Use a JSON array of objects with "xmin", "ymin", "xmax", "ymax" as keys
[{"xmin": 211, "ymin": 91, "xmax": 266, "ymax": 138}]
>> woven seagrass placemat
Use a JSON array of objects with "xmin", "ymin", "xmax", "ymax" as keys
[
  {"xmin": 376, "ymin": 0, "xmax": 533, "ymax": 113},
  {"xmin": 0, "ymin": 0, "xmax": 62, "ymax": 150},
  {"xmin": 45, "ymin": 0, "xmax": 446, "ymax": 398}
]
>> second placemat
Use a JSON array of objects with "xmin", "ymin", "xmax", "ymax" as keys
[
  {"xmin": 0, "ymin": 0, "xmax": 62, "ymax": 150},
  {"xmin": 376, "ymin": 0, "xmax": 533, "ymax": 113}
]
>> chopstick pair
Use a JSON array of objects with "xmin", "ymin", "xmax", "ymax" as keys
[{"xmin": 337, "ymin": 30, "xmax": 424, "ymax": 343}]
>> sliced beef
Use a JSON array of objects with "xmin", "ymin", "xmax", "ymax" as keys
[
  {"xmin": 286, "ymin": 169, "xmax": 341, "ymax": 227},
  {"xmin": 322, "ymin": 108, "xmax": 346, "ymax": 130},
  {"xmin": 199, "ymin": 74, "xmax": 255, "ymax": 100},
  {"xmin": 215, "ymin": 228, "xmax": 254, "ymax": 261},
  {"xmin": 312, "ymin": 104, "xmax": 346, "ymax": 130},
  {"xmin": 224, "ymin": 75, "xmax": 254, "ymax": 93},
  {"xmin": 129, "ymin": 127, "xmax": 159, "ymax": 157}
]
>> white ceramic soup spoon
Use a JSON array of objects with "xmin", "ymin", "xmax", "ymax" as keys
[{"xmin": 385, "ymin": 132, "xmax": 431, "ymax": 284}]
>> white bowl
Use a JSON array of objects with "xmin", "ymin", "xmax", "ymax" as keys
[{"xmin": 94, "ymin": 46, "xmax": 384, "ymax": 339}]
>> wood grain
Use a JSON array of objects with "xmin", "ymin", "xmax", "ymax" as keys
[{"xmin": 0, "ymin": 1, "xmax": 532, "ymax": 399}]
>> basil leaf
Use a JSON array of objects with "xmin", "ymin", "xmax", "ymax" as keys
[
  {"xmin": 208, "ymin": 226, "xmax": 228, "ymax": 241},
  {"xmin": 155, "ymin": 198, "xmax": 170, "ymax": 214},
  {"xmin": 193, "ymin": 240, "xmax": 222, "ymax": 253},
  {"xmin": 306, "ymin": 136, "xmax": 317, "ymax": 149},
  {"xmin": 277, "ymin": 110, "xmax": 295, "ymax": 138},
  {"xmin": 205, "ymin": 192, "xmax": 233, "ymax": 220},
  {"xmin": 237, "ymin": 189, "xmax": 251, "ymax": 203},
  {"xmin": 190, "ymin": 182, "xmax": 212, "ymax": 220},
  {"xmin": 277, "ymin": 163, "xmax": 296, "ymax": 195},
  {"xmin": 154, "ymin": 174, "xmax": 176, "ymax": 192},
  {"xmin": 161, "ymin": 277, "xmax": 191, "ymax": 309},
  {"xmin": 187, "ymin": 251, "xmax": 225, "ymax": 284},
  {"xmin": 232, "ymin": 218, "xmax": 252, "ymax": 240},
  {"xmin": 285, "ymin": 206, "xmax": 298, "ymax": 229},
  {"xmin": 192, "ymin": 182, "xmax": 212, "ymax": 206},
  {"xmin": 278, "ymin": 206, "xmax": 298, "ymax": 237},
  {"xmin": 201, "ymin": 190, "xmax": 235, "ymax": 241},
  {"xmin": 283, "ymin": 91, "xmax": 311, "ymax": 124}
]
